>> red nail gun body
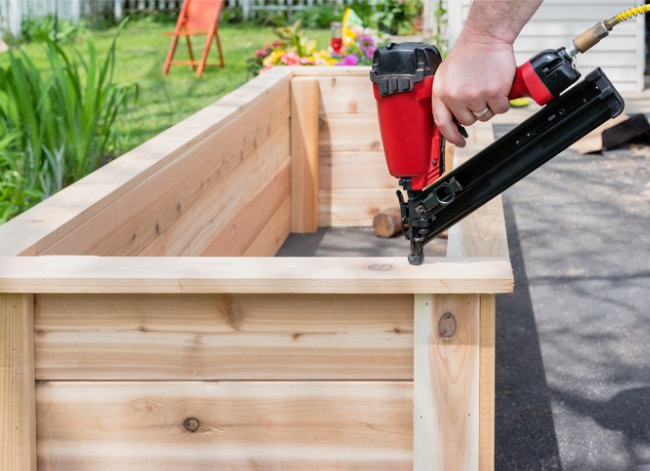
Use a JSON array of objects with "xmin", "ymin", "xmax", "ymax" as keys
[
  {"xmin": 370, "ymin": 43, "xmax": 624, "ymax": 265},
  {"xmin": 371, "ymin": 44, "xmax": 445, "ymax": 191}
]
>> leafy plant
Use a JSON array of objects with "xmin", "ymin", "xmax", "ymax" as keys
[
  {"xmin": 0, "ymin": 127, "xmax": 42, "ymax": 223},
  {"xmin": 0, "ymin": 21, "xmax": 137, "ymax": 222},
  {"xmin": 373, "ymin": 0, "xmax": 423, "ymax": 35},
  {"xmin": 17, "ymin": 15, "xmax": 82, "ymax": 44},
  {"xmin": 291, "ymin": 4, "xmax": 339, "ymax": 29}
]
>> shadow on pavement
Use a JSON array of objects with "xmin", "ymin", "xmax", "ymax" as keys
[
  {"xmin": 496, "ymin": 199, "xmax": 563, "ymax": 470},
  {"xmin": 551, "ymin": 386, "xmax": 650, "ymax": 470}
]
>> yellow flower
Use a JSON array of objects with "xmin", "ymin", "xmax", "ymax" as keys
[
  {"xmin": 311, "ymin": 50, "xmax": 337, "ymax": 66},
  {"xmin": 263, "ymin": 49, "xmax": 285, "ymax": 66}
]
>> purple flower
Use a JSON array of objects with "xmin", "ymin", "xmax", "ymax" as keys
[
  {"xmin": 358, "ymin": 35, "xmax": 376, "ymax": 58},
  {"xmin": 358, "ymin": 35, "xmax": 375, "ymax": 51},
  {"xmin": 337, "ymin": 55, "xmax": 359, "ymax": 66}
]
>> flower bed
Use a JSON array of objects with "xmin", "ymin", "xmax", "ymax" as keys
[{"xmin": 248, "ymin": 9, "xmax": 382, "ymax": 75}]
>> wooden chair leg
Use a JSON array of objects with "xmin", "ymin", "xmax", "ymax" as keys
[
  {"xmin": 196, "ymin": 34, "xmax": 212, "ymax": 77},
  {"xmin": 214, "ymin": 30, "xmax": 225, "ymax": 68},
  {"xmin": 185, "ymin": 35, "xmax": 197, "ymax": 71},
  {"xmin": 162, "ymin": 35, "xmax": 180, "ymax": 74}
]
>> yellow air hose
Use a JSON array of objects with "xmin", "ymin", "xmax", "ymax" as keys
[
  {"xmin": 571, "ymin": 4, "xmax": 650, "ymax": 55},
  {"xmin": 610, "ymin": 4, "xmax": 650, "ymax": 26}
]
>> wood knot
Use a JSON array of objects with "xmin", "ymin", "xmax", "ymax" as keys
[
  {"xmin": 438, "ymin": 312, "xmax": 457, "ymax": 338},
  {"xmin": 183, "ymin": 417, "xmax": 200, "ymax": 433},
  {"xmin": 368, "ymin": 263, "xmax": 392, "ymax": 272}
]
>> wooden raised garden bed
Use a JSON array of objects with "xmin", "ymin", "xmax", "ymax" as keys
[{"xmin": 0, "ymin": 67, "xmax": 513, "ymax": 470}]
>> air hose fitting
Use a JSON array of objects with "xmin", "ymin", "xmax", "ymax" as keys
[{"xmin": 568, "ymin": 5, "xmax": 650, "ymax": 57}]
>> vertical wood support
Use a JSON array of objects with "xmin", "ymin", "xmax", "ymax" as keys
[
  {"xmin": 414, "ymin": 293, "xmax": 480, "ymax": 470},
  {"xmin": 479, "ymin": 294, "xmax": 496, "ymax": 471},
  {"xmin": 290, "ymin": 77, "xmax": 320, "ymax": 233},
  {"xmin": 1, "ymin": 293, "xmax": 36, "ymax": 471}
]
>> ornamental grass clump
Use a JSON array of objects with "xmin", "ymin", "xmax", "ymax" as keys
[{"xmin": 0, "ymin": 23, "xmax": 137, "ymax": 223}]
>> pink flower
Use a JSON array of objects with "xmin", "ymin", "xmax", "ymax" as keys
[
  {"xmin": 281, "ymin": 51, "xmax": 301, "ymax": 65},
  {"xmin": 256, "ymin": 46, "xmax": 270, "ymax": 58}
]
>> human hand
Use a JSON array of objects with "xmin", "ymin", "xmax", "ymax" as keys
[{"xmin": 432, "ymin": 39, "xmax": 517, "ymax": 147}]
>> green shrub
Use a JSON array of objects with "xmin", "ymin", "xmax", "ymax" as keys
[
  {"xmin": 15, "ymin": 15, "xmax": 82, "ymax": 44},
  {"xmin": 0, "ymin": 126, "xmax": 42, "ymax": 223},
  {"xmin": 0, "ymin": 22, "xmax": 137, "ymax": 222},
  {"xmin": 373, "ymin": 0, "xmax": 423, "ymax": 35},
  {"xmin": 291, "ymin": 4, "xmax": 339, "ymax": 28}
]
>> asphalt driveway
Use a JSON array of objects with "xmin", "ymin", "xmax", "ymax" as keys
[{"xmin": 494, "ymin": 124, "xmax": 650, "ymax": 471}]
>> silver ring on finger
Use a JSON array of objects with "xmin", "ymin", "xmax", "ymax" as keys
[{"xmin": 472, "ymin": 106, "xmax": 490, "ymax": 118}]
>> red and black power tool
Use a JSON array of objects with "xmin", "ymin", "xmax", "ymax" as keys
[{"xmin": 370, "ymin": 43, "xmax": 624, "ymax": 265}]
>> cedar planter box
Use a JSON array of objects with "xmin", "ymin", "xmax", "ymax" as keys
[{"xmin": 0, "ymin": 67, "xmax": 513, "ymax": 470}]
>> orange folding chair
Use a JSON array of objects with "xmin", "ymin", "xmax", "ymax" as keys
[{"xmin": 163, "ymin": 0, "xmax": 225, "ymax": 77}]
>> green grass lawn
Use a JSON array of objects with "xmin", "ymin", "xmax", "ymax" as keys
[
  {"xmin": 2, "ymin": 18, "xmax": 330, "ymax": 154},
  {"xmin": 104, "ymin": 19, "xmax": 329, "ymax": 152}
]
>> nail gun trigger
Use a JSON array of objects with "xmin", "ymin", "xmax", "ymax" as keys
[{"xmin": 457, "ymin": 124, "xmax": 468, "ymax": 139}]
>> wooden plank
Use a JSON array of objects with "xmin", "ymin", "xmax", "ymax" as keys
[
  {"xmin": 34, "ymin": 293, "xmax": 413, "ymax": 380},
  {"xmin": 0, "ymin": 293, "xmax": 37, "ymax": 471},
  {"xmin": 320, "ymin": 151, "xmax": 396, "ymax": 190},
  {"xmin": 0, "ymin": 67, "xmax": 294, "ymax": 257},
  {"xmin": 447, "ymin": 122, "xmax": 509, "ymax": 259},
  {"xmin": 243, "ymin": 199, "xmax": 291, "ymax": 257},
  {"xmin": 137, "ymin": 124, "xmax": 291, "ymax": 256},
  {"xmin": 414, "ymin": 294, "xmax": 480, "ymax": 471},
  {"xmin": 0, "ymin": 256, "xmax": 514, "ymax": 294},
  {"xmin": 446, "ymin": 195, "xmax": 508, "ymax": 258},
  {"xmin": 290, "ymin": 77, "xmax": 320, "ymax": 233},
  {"xmin": 319, "ymin": 188, "xmax": 400, "ymax": 227},
  {"xmin": 36, "ymin": 381, "xmax": 413, "ymax": 470},
  {"xmin": 316, "ymin": 75, "xmax": 377, "ymax": 115},
  {"xmin": 293, "ymin": 66, "xmax": 370, "ymax": 78},
  {"xmin": 315, "ymin": 70, "xmax": 392, "ymax": 227},
  {"xmin": 194, "ymin": 164, "xmax": 291, "ymax": 256},
  {"xmin": 41, "ymin": 83, "xmax": 291, "ymax": 257},
  {"xmin": 479, "ymin": 294, "xmax": 496, "ymax": 471},
  {"xmin": 319, "ymin": 114, "xmax": 382, "ymax": 154}
]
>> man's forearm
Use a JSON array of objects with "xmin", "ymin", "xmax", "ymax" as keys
[{"xmin": 462, "ymin": 0, "xmax": 543, "ymax": 45}]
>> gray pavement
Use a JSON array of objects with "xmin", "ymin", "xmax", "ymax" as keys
[{"xmin": 494, "ymin": 121, "xmax": 650, "ymax": 471}]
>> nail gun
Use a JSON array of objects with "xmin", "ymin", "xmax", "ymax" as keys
[{"xmin": 370, "ymin": 42, "xmax": 624, "ymax": 265}]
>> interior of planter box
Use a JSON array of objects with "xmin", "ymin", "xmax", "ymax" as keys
[
  {"xmin": 0, "ymin": 68, "xmax": 508, "ymax": 266},
  {"xmin": 0, "ymin": 68, "xmax": 452, "ymax": 260}
]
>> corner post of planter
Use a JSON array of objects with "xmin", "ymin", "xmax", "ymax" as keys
[
  {"xmin": 413, "ymin": 293, "xmax": 481, "ymax": 471},
  {"xmin": 290, "ymin": 76, "xmax": 320, "ymax": 233},
  {"xmin": 1, "ymin": 293, "xmax": 37, "ymax": 471}
]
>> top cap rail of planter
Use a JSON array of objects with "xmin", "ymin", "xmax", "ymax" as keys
[{"xmin": 0, "ymin": 256, "xmax": 513, "ymax": 294}]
